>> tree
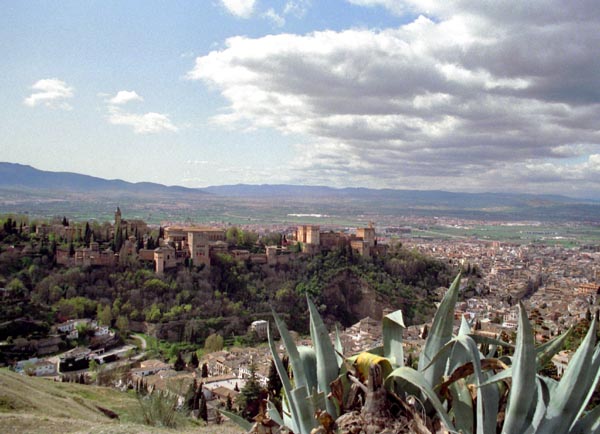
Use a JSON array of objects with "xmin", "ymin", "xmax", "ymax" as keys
[
  {"xmin": 84, "ymin": 222, "xmax": 92, "ymax": 245},
  {"xmin": 114, "ymin": 223, "xmax": 123, "ymax": 252},
  {"xmin": 116, "ymin": 315, "xmax": 129, "ymax": 334},
  {"xmin": 97, "ymin": 304, "xmax": 112, "ymax": 326},
  {"xmin": 267, "ymin": 359, "xmax": 282, "ymax": 398},
  {"xmin": 201, "ymin": 362, "xmax": 209, "ymax": 378},
  {"xmin": 189, "ymin": 352, "xmax": 199, "ymax": 369},
  {"xmin": 174, "ymin": 352, "xmax": 186, "ymax": 371},
  {"xmin": 204, "ymin": 333, "xmax": 224, "ymax": 353},
  {"xmin": 226, "ymin": 394, "xmax": 233, "ymax": 411},
  {"xmin": 185, "ymin": 379, "xmax": 198, "ymax": 411},
  {"xmin": 237, "ymin": 362, "xmax": 264, "ymax": 420},
  {"xmin": 199, "ymin": 392, "xmax": 208, "ymax": 422}
]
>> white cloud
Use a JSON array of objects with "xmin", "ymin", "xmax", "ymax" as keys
[
  {"xmin": 283, "ymin": 0, "xmax": 311, "ymax": 17},
  {"xmin": 263, "ymin": 8, "xmax": 285, "ymax": 27},
  {"xmin": 108, "ymin": 107, "xmax": 178, "ymax": 134},
  {"xmin": 24, "ymin": 78, "xmax": 74, "ymax": 110},
  {"xmin": 346, "ymin": 0, "xmax": 409, "ymax": 15},
  {"xmin": 220, "ymin": 0, "xmax": 256, "ymax": 18},
  {"xmin": 190, "ymin": 1, "xmax": 600, "ymax": 197},
  {"xmin": 108, "ymin": 90, "xmax": 143, "ymax": 105}
]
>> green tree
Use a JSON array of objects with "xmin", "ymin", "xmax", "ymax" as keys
[
  {"xmin": 201, "ymin": 362, "xmax": 209, "ymax": 378},
  {"xmin": 237, "ymin": 362, "xmax": 264, "ymax": 420},
  {"xmin": 199, "ymin": 392, "xmax": 208, "ymax": 422},
  {"xmin": 189, "ymin": 352, "xmax": 199, "ymax": 369},
  {"xmin": 114, "ymin": 222, "xmax": 123, "ymax": 251},
  {"xmin": 97, "ymin": 304, "xmax": 112, "ymax": 326},
  {"xmin": 84, "ymin": 222, "xmax": 92, "ymax": 245},
  {"xmin": 267, "ymin": 358, "xmax": 282, "ymax": 398},
  {"xmin": 204, "ymin": 333, "xmax": 224, "ymax": 353},
  {"xmin": 116, "ymin": 315, "xmax": 129, "ymax": 334},
  {"xmin": 174, "ymin": 352, "xmax": 186, "ymax": 371}
]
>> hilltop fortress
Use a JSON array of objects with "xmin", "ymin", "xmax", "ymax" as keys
[{"xmin": 56, "ymin": 208, "xmax": 387, "ymax": 274}]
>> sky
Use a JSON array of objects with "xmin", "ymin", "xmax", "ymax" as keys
[{"xmin": 2, "ymin": 0, "xmax": 600, "ymax": 199}]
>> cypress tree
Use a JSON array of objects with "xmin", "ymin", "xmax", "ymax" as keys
[
  {"xmin": 199, "ymin": 392, "xmax": 208, "ymax": 421},
  {"xmin": 174, "ymin": 352, "xmax": 186, "ymax": 371},
  {"xmin": 267, "ymin": 359, "xmax": 282, "ymax": 398},
  {"xmin": 189, "ymin": 352, "xmax": 199, "ymax": 369}
]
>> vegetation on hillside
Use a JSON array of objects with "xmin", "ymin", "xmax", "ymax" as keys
[{"xmin": 0, "ymin": 214, "xmax": 453, "ymax": 364}]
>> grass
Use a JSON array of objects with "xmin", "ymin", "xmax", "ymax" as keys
[{"xmin": 0, "ymin": 369, "xmax": 244, "ymax": 434}]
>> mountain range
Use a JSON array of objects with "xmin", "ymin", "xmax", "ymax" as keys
[{"xmin": 1, "ymin": 162, "xmax": 599, "ymax": 222}]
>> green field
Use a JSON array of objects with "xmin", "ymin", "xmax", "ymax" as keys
[{"xmin": 408, "ymin": 223, "xmax": 600, "ymax": 246}]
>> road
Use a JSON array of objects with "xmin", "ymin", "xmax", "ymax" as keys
[{"xmin": 132, "ymin": 333, "xmax": 147, "ymax": 350}]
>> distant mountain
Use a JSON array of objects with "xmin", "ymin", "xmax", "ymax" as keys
[
  {"xmin": 2, "ymin": 162, "xmax": 599, "ymax": 222},
  {"xmin": 203, "ymin": 183, "xmax": 595, "ymax": 207},
  {"xmin": 0, "ymin": 162, "xmax": 208, "ymax": 197}
]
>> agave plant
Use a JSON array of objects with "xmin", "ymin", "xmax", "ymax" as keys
[{"xmin": 223, "ymin": 273, "xmax": 600, "ymax": 434}]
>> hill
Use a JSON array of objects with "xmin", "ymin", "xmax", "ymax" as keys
[
  {"xmin": 0, "ymin": 369, "xmax": 241, "ymax": 434},
  {"xmin": 0, "ymin": 162, "xmax": 208, "ymax": 197}
]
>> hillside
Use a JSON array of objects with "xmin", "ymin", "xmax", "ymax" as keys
[
  {"xmin": 0, "ymin": 162, "xmax": 208, "ymax": 197},
  {"xmin": 0, "ymin": 369, "xmax": 241, "ymax": 434}
]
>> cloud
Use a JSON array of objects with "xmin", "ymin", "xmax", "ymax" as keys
[
  {"xmin": 263, "ymin": 8, "xmax": 285, "ymax": 27},
  {"xmin": 220, "ymin": 0, "xmax": 256, "ymax": 18},
  {"xmin": 108, "ymin": 107, "xmax": 178, "ymax": 134},
  {"xmin": 103, "ymin": 90, "xmax": 177, "ymax": 134},
  {"xmin": 189, "ymin": 1, "xmax": 600, "ymax": 197},
  {"xmin": 24, "ymin": 78, "xmax": 74, "ymax": 110},
  {"xmin": 346, "ymin": 0, "xmax": 409, "ymax": 15},
  {"xmin": 108, "ymin": 90, "xmax": 143, "ymax": 105},
  {"xmin": 283, "ymin": 0, "xmax": 311, "ymax": 18}
]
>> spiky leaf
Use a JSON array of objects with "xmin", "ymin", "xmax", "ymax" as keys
[
  {"xmin": 418, "ymin": 273, "xmax": 461, "ymax": 387},
  {"xmin": 383, "ymin": 309, "xmax": 405, "ymax": 367}
]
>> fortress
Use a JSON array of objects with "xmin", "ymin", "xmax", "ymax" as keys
[
  {"xmin": 294, "ymin": 223, "xmax": 387, "ymax": 258},
  {"xmin": 56, "ymin": 208, "xmax": 387, "ymax": 274}
]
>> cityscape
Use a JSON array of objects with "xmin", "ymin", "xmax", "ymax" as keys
[{"xmin": 2, "ymin": 0, "xmax": 600, "ymax": 433}]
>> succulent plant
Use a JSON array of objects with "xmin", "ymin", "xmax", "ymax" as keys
[{"xmin": 223, "ymin": 273, "xmax": 600, "ymax": 434}]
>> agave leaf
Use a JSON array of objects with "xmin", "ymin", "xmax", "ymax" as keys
[
  {"xmin": 569, "ymin": 400, "xmax": 600, "ymax": 434},
  {"xmin": 418, "ymin": 273, "xmax": 461, "ymax": 387},
  {"xmin": 531, "ymin": 376, "xmax": 551, "ymax": 431},
  {"xmin": 537, "ymin": 317, "xmax": 600, "ymax": 432},
  {"xmin": 298, "ymin": 346, "xmax": 318, "ymax": 394},
  {"xmin": 459, "ymin": 315, "xmax": 472, "ymax": 336},
  {"xmin": 307, "ymin": 296, "xmax": 340, "ymax": 417},
  {"xmin": 383, "ymin": 309, "xmax": 406, "ymax": 367},
  {"xmin": 483, "ymin": 327, "xmax": 572, "ymax": 388},
  {"xmin": 502, "ymin": 302, "xmax": 537, "ymax": 434},
  {"xmin": 219, "ymin": 409, "xmax": 253, "ymax": 431},
  {"xmin": 273, "ymin": 309, "xmax": 309, "ymax": 392},
  {"xmin": 386, "ymin": 367, "xmax": 456, "ymax": 433},
  {"xmin": 572, "ymin": 344, "xmax": 600, "ymax": 427},
  {"xmin": 291, "ymin": 386, "xmax": 318, "ymax": 434},
  {"xmin": 453, "ymin": 334, "xmax": 499, "ymax": 434},
  {"xmin": 535, "ymin": 325, "xmax": 573, "ymax": 369},
  {"xmin": 468, "ymin": 333, "xmax": 513, "ymax": 349},
  {"xmin": 267, "ymin": 400, "xmax": 286, "ymax": 428},
  {"xmin": 267, "ymin": 325, "xmax": 301, "ymax": 433},
  {"xmin": 334, "ymin": 324, "xmax": 344, "ymax": 368},
  {"xmin": 449, "ymin": 379, "xmax": 474, "ymax": 434}
]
